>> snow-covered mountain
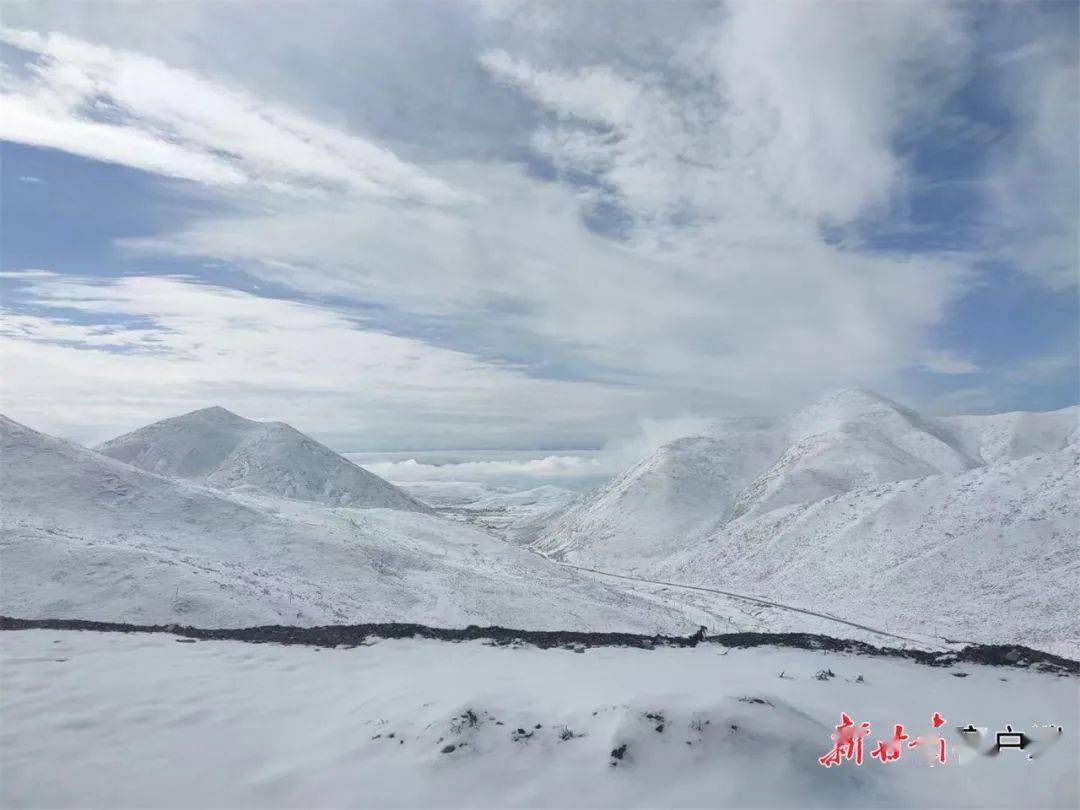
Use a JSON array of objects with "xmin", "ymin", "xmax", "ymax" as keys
[
  {"xmin": 96, "ymin": 406, "xmax": 429, "ymax": 512},
  {"xmin": 535, "ymin": 389, "xmax": 985, "ymax": 563},
  {"xmin": 657, "ymin": 445, "xmax": 1080, "ymax": 655},
  {"xmin": 736, "ymin": 389, "xmax": 980, "ymax": 520},
  {"xmin": 531, "ymin": 390, "xmax": 1079, "ymax": 654},
  {"xmin": 0, "ymin": 416, "xmax": 700, "ymax": 632},
  {"xmin": 941, "ymin": 405, "xmax": 1078, "ymax": 463}
]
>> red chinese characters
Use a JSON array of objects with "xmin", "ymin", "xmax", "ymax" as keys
[
  {"xmin": 907, "ymin": 712, "xmax": 948, "ymax": 765},
  {"xmin": 821, "ymin": 712, "xmax": 947, "ymax": 767},
  {"xmin": 870, "ymin": 724, "xmax": 909, "ymax": 763},
  {"xmin": 819, "ymin": 713, "xmax": 872, "ymax": 767}
]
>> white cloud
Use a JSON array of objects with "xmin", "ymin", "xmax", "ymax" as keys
[
  {"xmin": 0, "ymin": 26, "xmax": 464, "ymax": 203},
  {"xmin": 360, "ymin": 455, "xmax": 604, "ymax": 483},
  {"xmin": 0, "ymin": 268, "xmax": 56, "ymax": 278},
  {"xmin": 984, "ymin": 21, "xmax": 1079, "ymax": 289},
  {"xmin": 2, "ymin": 5, "xmax": 1068, "ymax": 447},
  {"xmin": 0, "ymin": 273, "xmax": 645, "ymax": 448},
  {"xmin": 117, "ymin": 158, "xmax": 969, "ymax": 409},
  {"xmin": 481, "ymin": 1, "xmax": 970, "ymax": 240},
  {"xmin": 480, "ymin": 50, "xmax": 643, "ymax": 127},
  {"xmin": 911, "ymin": 350, "xmax": 982, "ymax": 376}
]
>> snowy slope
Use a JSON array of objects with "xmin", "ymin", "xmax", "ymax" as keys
[
  {"xmin": 735, "ymin": 389, "xmax": 979, "ymax": 521},
  {"xmin": 3, "ymin": 630, "xmax": 1076, "ymax": 809},
  {"xmin": 534, "ymin": 390, "xmax": 981, "ymax": 564},
  {"xmin": 0, "ymin": 416, "xmax": 703, "ymax": 632},
  {"xmin": 535, "ymin": 425, "xmax": 786, "ymax": 561},
  {"xmin": 529, "ymin": 391, "xmax": 1079, "ymax": 654},
  {"xmin": 97, "ymin": 406, "xmax": 428, "ymax": 512},
  {"xmin": 442, "ymin": 485, "xmax": 582, "ymax": 545},
  {"xmin": 657, "ymin": 445, "xmax": 1080, "ymax": 657},
  {"xmin": 941, "ymin": 405, "xmax": 1078, "ymax": 464}
]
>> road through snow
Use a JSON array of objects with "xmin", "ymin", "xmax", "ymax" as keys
[{"xmin": 545, "ymin": 557, "xmax": 952, "ymax": 649}]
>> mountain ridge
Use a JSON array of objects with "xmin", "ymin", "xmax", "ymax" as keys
[
  {"xmin": 1, "ymin": 414, "xmax": 706, "ymax": 632},
  {"xmin": 526, "ymin": 390, "xmax": 1079, "ymax": 654},
  {"xmin": 97, "ymin": 406, "xmax": 430, "ymax": 513}
]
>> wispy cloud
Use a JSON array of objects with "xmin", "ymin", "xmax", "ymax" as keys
[
  {"xmin": 482, "ymin": 2, "xmax": 970, "ymax": 239},
  {"xmin": 0, "ymin": 2, "xmax": 1074, "ymax": 447},
  {"xmin": 982, "ymin": 16, "xmax": 1078, "ymax": 289},
  {"xmin": 911, "ymin": 350, "xmax": 982, "ymax": 376},
  {"xmin": 0, "ymin": 272, "xmax": 644, "ymax": 447},
  {"xmin": 0, "ymin": 268, "xmax": 56, "ymax": 278},
  {"xmin": 0, "ymin": 26, "xmax": 464, "ymax": 203}
]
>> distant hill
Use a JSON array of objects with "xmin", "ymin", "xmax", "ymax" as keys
[
  {"xmin": 530, "ymin": 390, "xmax": 1079, "ymax": 655},
  {"xmin": 535, "ymin": 389, "xmax": 987, "ymax": 563},
  {"xmin": 97, "ymin": 406, "xmax": 429, "ymax": 512},
  {"xmin": 1, "ymin": 415, "xmax": 699, "ymax": 632}
]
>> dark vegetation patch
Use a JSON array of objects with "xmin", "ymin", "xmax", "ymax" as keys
[
  {"xmin": 449, "ymin": 710, "xmax": 480, "ymax": 734},
  {"xmin": 737, "ymin": 697, "xmax": 774, "ymax": 706},
  {"xmin": 1, "ymin": 617, "xmax": 1075, "ymax": 676}
]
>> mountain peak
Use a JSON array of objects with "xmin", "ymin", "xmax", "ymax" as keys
[
  {"xmin": 97, "ymin": 408, "xmax": 429, "ymax": 513},
  {"xmin": 180, "ymin": 406, "xmax": 254, "ymax": 426},
  {"xmin": 789, "ymin": 387, "xmax": 910, "ymax": 429},
  {"xmin": 810, "ymin": 386, "xmax": 894, "ymax": 409}
]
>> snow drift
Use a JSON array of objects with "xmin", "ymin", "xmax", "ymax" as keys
[{"xmin": 3, "ymin": 629, "xmax": 1075, "ymax": 808}]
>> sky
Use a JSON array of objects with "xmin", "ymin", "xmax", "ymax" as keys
[{"xmin": 0, "ymin": 1, "xmax": 1076, "ymax": 451}]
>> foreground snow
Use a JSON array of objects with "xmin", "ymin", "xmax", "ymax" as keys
[{"xmin": 1, "ymin": 630, "xmax": 1075, "ymax": 808}]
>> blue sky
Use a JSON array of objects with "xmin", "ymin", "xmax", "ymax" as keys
[{"xmin": 0, "ymin": 1, "xmax": 1076, "ymax": 449}]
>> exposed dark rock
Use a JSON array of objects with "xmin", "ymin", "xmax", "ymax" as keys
[
  {"xmin": 737, "ymin": 697, "xmax": 773, "ymax": 706},
  {"xmin": 1, "ymin": 616, "xmax": 1074, "ymax": 675}
]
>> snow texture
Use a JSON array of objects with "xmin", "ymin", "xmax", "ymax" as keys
[{"xmin": 2, "ymin": 630, "xmax": 1076, "ymax": 808}]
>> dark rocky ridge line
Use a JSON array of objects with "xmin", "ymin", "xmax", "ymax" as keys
[{"xmin": 2, "ymin": 616, "xmax": 1075, "ymax": 675}]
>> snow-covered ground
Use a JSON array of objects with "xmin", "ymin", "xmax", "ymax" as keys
[
  {"xmin": 532, "ymin": 390, "xmax": 1080, "ymax": 655},
  {"xmin": 654, "ymin": 446, "xmax": 1080, "ymax": 657},
  {"xmin": 432, "ymin": 484, "xmax": 581, "ymax": 545},
  {"xmin": 2, "ymin": 629, "xmax": 1075, "ymax": 809},
  {"xmin": 2, "ymin": 394, "xmax": 1078, "ymax": 808}
]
